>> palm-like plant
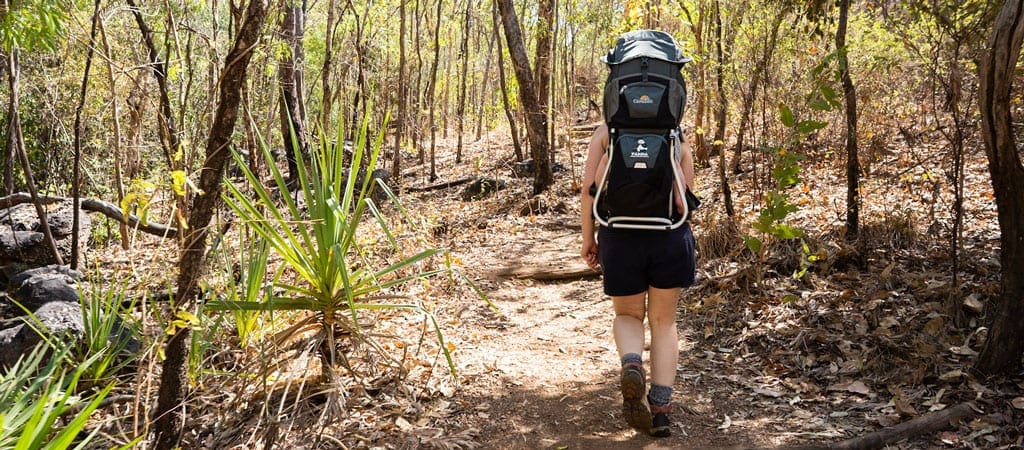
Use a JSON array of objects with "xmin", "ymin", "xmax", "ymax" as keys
[{"xmin": 208, "ymin": 116, "xmax": 453, "ymax": 415}]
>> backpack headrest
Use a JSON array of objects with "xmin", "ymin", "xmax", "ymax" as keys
[{"xmin": 601, "ymin": 30, "xmax": 692, "ymax": 66}]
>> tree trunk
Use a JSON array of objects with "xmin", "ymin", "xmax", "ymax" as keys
[
  {"xmin": 394, "ymin": 0, "xmax": 407, "ymax": 182},
  {"xmin": 730, "ymin": 8, "xmax": 785, "ymax": 174},
  {"xmin": 679, "ymin": 0, "xmax": 709, "ymax": 164},
  {"xmin": 475, "ymin": 23, "xmax": 496, "ymax": 141},
  {"xmin": 534, "ymin": 0, "xmax": 554, "ymax": 163},
  {"xmin": 427, "ymin": 0, "xmax": 442, "ymax": 181},
  {"xmin": 127, "ymin": 0, "xmax": 187, "ymax": 224},
  {"xmin": 321, "ymin": 0, "xmax": 338, "ymax": 134},
  {"xmin": 152, "ymin": 1, "xmax": 269, "ymax": 447},
  {"xmin": 278, "ymin": 0, "xmax": 309, "ymax": 185},
  {"xmin": 98, "ymin": 16, "xmax": 130, "ymax": 250},
  {"xmin": 713, "ymin": 0, "xmax": 734, "ymax": 217},
  {"xmin": 6, "ymin": 49, "xmax": 64, "ymax": 266},
  {"xmin": 71, "ymin": 0, "xmax": 102, "ymax": 269},
  {"xmin": 455, "ymin": 0, "xmax": 472, "ymax": 163},
  {"xmin": 496, "ymin": 0, "xmax": 552, "ymax": 194},
  {"xmin": 493, "ymin": 3, "xmax": 523, "ymax": 162},
  {"xmin": 975, "ymin": 0, "xmax": 1024, "ymax": 376},
  {"xmin": 837, "ymin": 0, "xmax": 860, "ymax": 239}
]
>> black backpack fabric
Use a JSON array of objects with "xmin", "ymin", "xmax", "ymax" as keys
[{"xmin": 594, "ymin": 30, "xmax": 692, "ymax": 230}]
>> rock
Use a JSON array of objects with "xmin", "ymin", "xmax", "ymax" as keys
[
  {"xmin": 0, "ymin": 202, "xmax": 91, "ymax": 265},
  {"xmin": 0, "ymin": 265, "xmax": 133, "ymax": 369},
  {"xmin": 461, "ymin": 178, "xmax": 507, "ymax": 201},
  {"xmin": 0, "ymin": 298, "xmax": 84, "ymax": 368},
  {"xmin": 511, "ymin": 159, "xmax": 566, "ymax": 178}
]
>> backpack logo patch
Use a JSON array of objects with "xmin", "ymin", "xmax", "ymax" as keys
[
  {"xmin": 632, "ymin": 94, "xmax": 654, "ymax": 105},
  {"xmin": 629, "ymin": 139, "xmax": 650, "ymax": 168}
]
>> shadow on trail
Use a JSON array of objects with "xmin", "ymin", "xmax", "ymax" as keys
[{"xmin": 456, "ymin": 366, "xmax": 786, "ymax": 450}]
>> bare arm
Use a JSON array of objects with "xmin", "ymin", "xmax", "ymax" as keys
[{"xmin": 580, "ymin": 124, "xmax": 608, "ymax": 269}]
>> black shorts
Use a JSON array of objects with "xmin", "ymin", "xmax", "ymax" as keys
[{"xmin": 597, "ymin": 223, "xmax": 696, "ymax": 296}]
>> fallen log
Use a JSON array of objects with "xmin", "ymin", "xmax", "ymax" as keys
[
  {"xmin": 406, "ymin": 177, "xmax": 477, "ymax": 192},
  {"xmin": 790, "ymin": 402, "xmax": 979, "ymax": 450},
  {"xmin": 0, "ymin": 193, "xmax": 178, "ymax": 238},
  {"xmin": 498, "ymin": 265, "xmax": 600, "ymax": 281}
]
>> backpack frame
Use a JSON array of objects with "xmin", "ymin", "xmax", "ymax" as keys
[{"xmin": 592, "ymin": 30, "xmax": 693, "ymax": 231}]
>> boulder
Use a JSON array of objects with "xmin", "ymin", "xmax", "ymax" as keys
[{"xmin": 0, "ymin": 202, "xmax": 91, "ymax": 266}]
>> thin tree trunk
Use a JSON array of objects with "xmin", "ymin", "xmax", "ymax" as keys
[
  {"xmin": 278, "ymin": 0, "xmax": 309, "ymax": 185},
  {"xmin": 475, "ymin": 24, "xmax": 496, "ymax": 141},
  {"xmin": 127, "ymin": 0, "xmax": 187, "ymax": 225},
  {"xmin": 6, "ymin": 49, "xmax": 63, "ymax": 266},
  {"xmin": 321, "ymin": 0, "xmax": 339, "ymax": 133},
  {"xmin": 975, "ymin": 0, "xmax": 1024, "ymax": 376},
  {"xmin": 98, "ymin": 16, "xmax": 130, "ymax": 250},
  {"xmin": 71, "ymin": 0, "xmax": 103, "ymax": 269},
  {"xmin": 496, "ymin": 0, "xmax": 552, "ymax": 193},
  {"xmin": 394, "ymin": 0, "xmax": 407, "ymax": 182},
  {"xmin": 713, "ymin": 0, "xmax": 734, "ymax": 217},
  {"xmin": 493, "ymin": 4, "xmax": 523, "ymax": 161},
  {"xmin": 153, "ymin": 1, "xmax": 269, "ymax": 447},
  {"xmin": 730, "ymin": 8, "xmax": 785, "ymax": 174},
  {"xmin": 427, "ymin": 0, "xmax": 442, "ymax": 181},
  {"xmin": 455, "ymin": 0, "xmax": 471, "ymax": 163},
  {"xmin": 414, "ymin": 0, "xmax": 425, "ymax": 164},
  {"xmin": 679, "ymin": 0, "xmax": 709, "ymax": 164},
  {"xmin": 534, "ymin": 0, "xmax": 554, "ymax": 162},
  {"xmin": 837, "ymin": 0, "xmax": 860, "ymax": 239}
]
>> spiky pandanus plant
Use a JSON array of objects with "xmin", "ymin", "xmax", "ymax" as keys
[{"xmin": 209, "ymin": 115, "xmax": 453, "ymax": 418}]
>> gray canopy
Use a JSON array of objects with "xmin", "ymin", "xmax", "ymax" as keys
[{"xmin": 601, "ymin": 30, "xmax": 693, "ymax": 66}]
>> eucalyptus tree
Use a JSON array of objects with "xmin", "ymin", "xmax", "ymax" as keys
[
  {"xmin": 496, "ymin": 0, "xmax": 553, "ymax": 194},
  {"xmin": 976, "ymin": 0, "xmax": 1024, "ymax": 376},
  {"xmin": 153, "ymin": 1, "xmax": 270, "ymax": 447}
]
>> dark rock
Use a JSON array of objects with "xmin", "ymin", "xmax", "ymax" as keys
[
  {"xmin": 511, "ymin": 159, "xmax": 566, "ymax": 178},
  {"xmin": 0, "ymin": 202, "xmax": 91, "ymax": 265},
  {"xmin": 461, "ymin": 178, "xmax": 507, "ymax": 201},
  {"xmin": 0, "ymin": 299, "xmax": 83, "ymax": 368}
]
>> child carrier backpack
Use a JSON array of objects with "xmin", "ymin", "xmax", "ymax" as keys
[{"xmin": 592, "ymin": 30, "xmax": 693, "ymax": 230}]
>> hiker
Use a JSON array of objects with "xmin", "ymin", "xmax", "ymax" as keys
[{"xmin": 579, "ymin": 30, "xmax": 697, "ymax": 438}]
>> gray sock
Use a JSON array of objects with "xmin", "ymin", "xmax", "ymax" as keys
[
  {"xmin": 648, "ymin": 383, "xmax": 672, "ymax": 406},
  {"xmin": 621, "ymin": 353, "xmax": 642, "ymax": 366}
]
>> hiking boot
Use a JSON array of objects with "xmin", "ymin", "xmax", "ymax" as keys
[
  {"xmin": 620, "ymin": 362, "xmax": 651, "ymax": 432},
  {"xmin": 649, "ymin": 402, "xmax": 672, "ymax": 437}
]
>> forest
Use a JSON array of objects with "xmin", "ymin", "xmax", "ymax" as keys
[{"xmin": 0, "ymin": 0, "xmax": 1020, "ymax": 448}]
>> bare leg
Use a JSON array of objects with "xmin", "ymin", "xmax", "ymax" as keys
[
  {"xmin": 612, "ymin": 292, "xmax": 647, "ymax": 359},
  {"xmin": 646, "ymin": 286, "xmax": 680, "ymax": 387}
]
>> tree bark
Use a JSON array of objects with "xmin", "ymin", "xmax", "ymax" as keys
[
  {"xmin": 975, "ymin": 0, "xmax": 1024, "ymax": 376},
  {"xmin": 278, "ymin": 0, "xmax": 309, "ymax": 185},
  {"xmin": 534, "ymin": 0, "xmax": 554, "ymax": 161},
  {"xmin": 427, "ymin": 0, "xmax": 443, "ymax": 182},
  {"xmin": 493, "ymin": 4, "xmax": 523, "ymax": 162},
  {"xmin": 321, "ymin": 0, "xmax": 339, "ymax": 134},
  {"xmin": 837, "ymin": 0, "xmax": 860, "ymax": 239},
  {"xmin": 713, "ymin": 0, "xmax": 734, "ymax": 217},
  {"xmin": 152, "ymin": 1, "xmax": 269, "ymax": 447},
  {"xmin": 393, "ymin": 0, "xmax": 407, "ymax": 184},
  {"xmin": 6, "ymin": 49, "xmax": 63, "ymax": 266},
  {"xmin": 71, "ymin": 0, "xmax": 102, "ymax": 269},
  {"xmin": 127, "ymin": 0, "xmax": 187, "ymax": 223},
  {"xmin": 679, "ymin": 0, "xmax": 709, "ymax": 164},
  {"xmin": 98, "ymin": 15, "xmax": 131, "ymax": 250},
  {"xmin": 496, "ymin": 0, "xmax": 552, "ymax": 194},
  {"xmin": 455, "ymin": 0, "xmax": 472, "ymax": 163}
]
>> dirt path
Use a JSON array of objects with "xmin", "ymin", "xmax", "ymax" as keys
[{"xmin": 445, "ymin": 226, "xmax": 767, "ymax": 449}]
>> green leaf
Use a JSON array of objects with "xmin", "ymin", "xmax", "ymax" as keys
[
  {"xmin": 742, "ymin": 234, "xmax": 762, "ymax": 254},
  {"xmin": 773, "ymin": 224, "xmax": 805, "ymax": 239},
  {"xmin": 797, "ymin": 120, "xmax": 828, "ymax": 134},
  {"xmin": 779, "ymin": 103, "xmax": 795, "ymax": 127},
  {"xmin": 782, "ymin": 294, "xmax": 800, "ymax": 304}
]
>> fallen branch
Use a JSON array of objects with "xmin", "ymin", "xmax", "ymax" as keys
[
  {"xmin": 405, "ymin": 176, "xmax": 477, "ymax": 192},
  {"xmin": 498, "ymin": 265, "xmax": 600, "ymax": 281},
  {"xmin": 0, "ymin": 193, "xmax": 178, "ymax": 238},
  {"xmin": 790, "ymin": 402, "xmax": 978, "ymax": 450}
]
